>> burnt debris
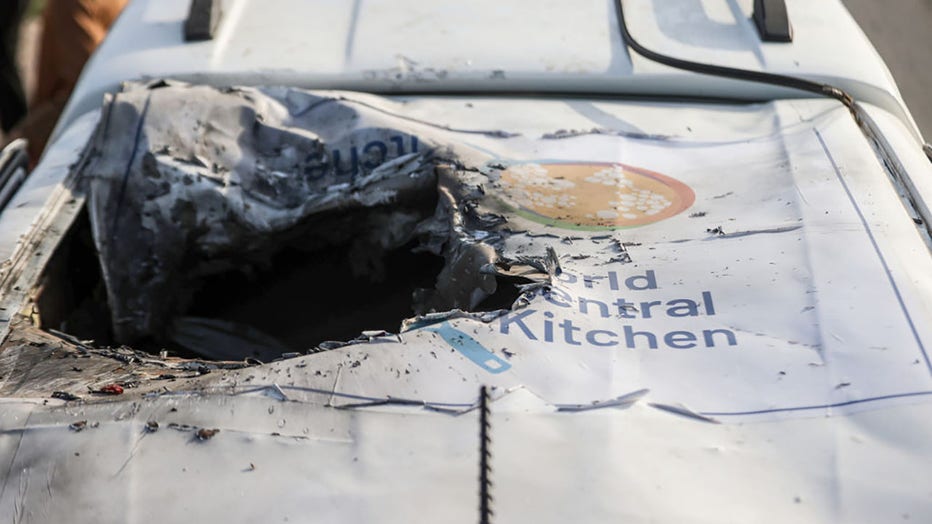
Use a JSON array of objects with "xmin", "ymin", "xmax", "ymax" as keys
[{"xmin": 29, "ymin": 82, "xmax": 543, "ymax": 361}]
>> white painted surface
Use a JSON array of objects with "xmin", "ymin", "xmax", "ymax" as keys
[
  {"xmin": 54, "ymin": 0, "xmax": 919, "ymax": 141},
  {"xmin": 0, "ymin": 396, "xmax": 928, "ymax": 523},
  {"xmin": 1, "ymin": 92, "xmax": 930, "ymax": 522}
]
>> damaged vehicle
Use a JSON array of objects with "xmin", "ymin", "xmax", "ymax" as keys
[{"xmin": 1, "ymin": 0, "xmax": 931, "ymax": 522}]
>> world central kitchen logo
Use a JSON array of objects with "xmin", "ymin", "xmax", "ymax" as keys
[{"xmin": 498, "ymin": 162, "xmax": 694, "ymax": 230}]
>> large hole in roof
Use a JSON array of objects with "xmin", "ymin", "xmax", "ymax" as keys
[
  {"xmin": 31, "ymin": 199, "xmax": 521, "ymax": 362},
  {"xmin": 27, "ymin": 84, "xmax": 540, "ymax": 362},
  {"xmin": 183, "ymin": 239, "xmax": 445, "ymax": 354}
]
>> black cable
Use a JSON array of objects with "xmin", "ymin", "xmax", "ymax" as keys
[
  {"xmin": 613, "ymin": 0, "xmax": 853, "ymax": 108},
  {"xmin": 612, "ymin": 1, "xmax": 932, "ymax": 238}
]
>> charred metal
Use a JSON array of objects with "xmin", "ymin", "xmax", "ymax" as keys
[{"xmin": 20, "ymin": 82, "xmax": 543, "ymax": 363}]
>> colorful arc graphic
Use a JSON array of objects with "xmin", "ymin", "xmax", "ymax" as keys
[{"xmin": 499, "ymin": 162, "xmax": 695, "ymax": 231}]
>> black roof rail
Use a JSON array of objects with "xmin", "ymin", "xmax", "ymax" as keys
[
  {"xmin": 753, "ymin": 0, "xmax": 793, "ymax": 42},
  {"xmin": 184, "ymin": 0, "xmax": 222, "ymax": 42}
]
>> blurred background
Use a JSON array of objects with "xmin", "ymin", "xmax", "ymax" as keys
[
  {"xmin": 4, "ymin": 0, "xmax": 932, "ymax": 150},
  {"xmin": 15, "ymin": 0, "xmax": 43, "ymax": 109},
  {"xmin": 4, "ymin": 0, "xmax": 126, "ymax": 163},
  {"xmin": 843, "ymin": 0, "xmax": 932, "ymax": 140}
]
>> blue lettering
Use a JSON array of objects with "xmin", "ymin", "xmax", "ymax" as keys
[
  {"xmin": 332, "ymin": 148, "xmax": 359, "ymax": 179},
  {"xmin": 665, "ymin": 331, "xmax": 697, "ymax": 349},
  {"xmin": 361, "ymin": 140, "xmax": 388, "ymax": 169},
  {"xmin": 586, "ymin": 329, "xmax": 618, "ymax": 347},
  {"xmin": 500, "ymin": 309, "xmax": 537, "ymax": 340}
]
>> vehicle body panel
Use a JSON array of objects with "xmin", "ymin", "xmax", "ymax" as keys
[
  {"xmin": 55, "ymin": 0, "xmax": 921, "ymax": 143},
  {"xmin": 0, "ymin": 1, "xmax": 930, "ymax": 523}
]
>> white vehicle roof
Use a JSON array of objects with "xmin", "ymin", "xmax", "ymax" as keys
[
  {"xmin": 56, "ymin": 0, "xmax": 921, "ymax": 141},
  {"xmin": 1, "ymin": 2, "xmax": 931, "ymax": 523}
]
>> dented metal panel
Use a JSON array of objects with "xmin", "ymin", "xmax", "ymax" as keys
[{"xmin": 1, "ymin": 83, "xmax": 931, "ymax": 522}]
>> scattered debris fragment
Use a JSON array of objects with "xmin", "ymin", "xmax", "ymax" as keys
[
  {"xmin": 97, "ymin": 383, "xmax": 124, "ymax": 395},
  {"xmin": 196, "ymin": 428, "xmax": 220, "ymax": 441},
  {"xmin": 145, "ymin": 420, "xmax": 160, "ymax": 433},
  {"xmin": 69, "ymin": 420, "xmax": 88, "ymax": 432},
  {"xmin": 605, "ymin": 239, "xmax": 633, "ymax": 264},
  {"xmin": 51, "ymin": 391, "xmax": 81, "ymax": 401},
  {"xmin": 539, "ymin": 128, "xmax": 668, "ymax": 141}
]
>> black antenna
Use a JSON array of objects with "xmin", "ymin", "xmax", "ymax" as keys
[{"xmin": 479, "ymin": 386, "xmax": 493, "ymax": 524}]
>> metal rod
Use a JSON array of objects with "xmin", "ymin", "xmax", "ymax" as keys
[{"xmin": 479, "ymin": 385, "xmax": 493, "ymax": 524}]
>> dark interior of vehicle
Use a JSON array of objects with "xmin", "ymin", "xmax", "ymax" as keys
[{"xmin": 30, "ymin": 203, "xmax": 520, "ymax": 361}]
